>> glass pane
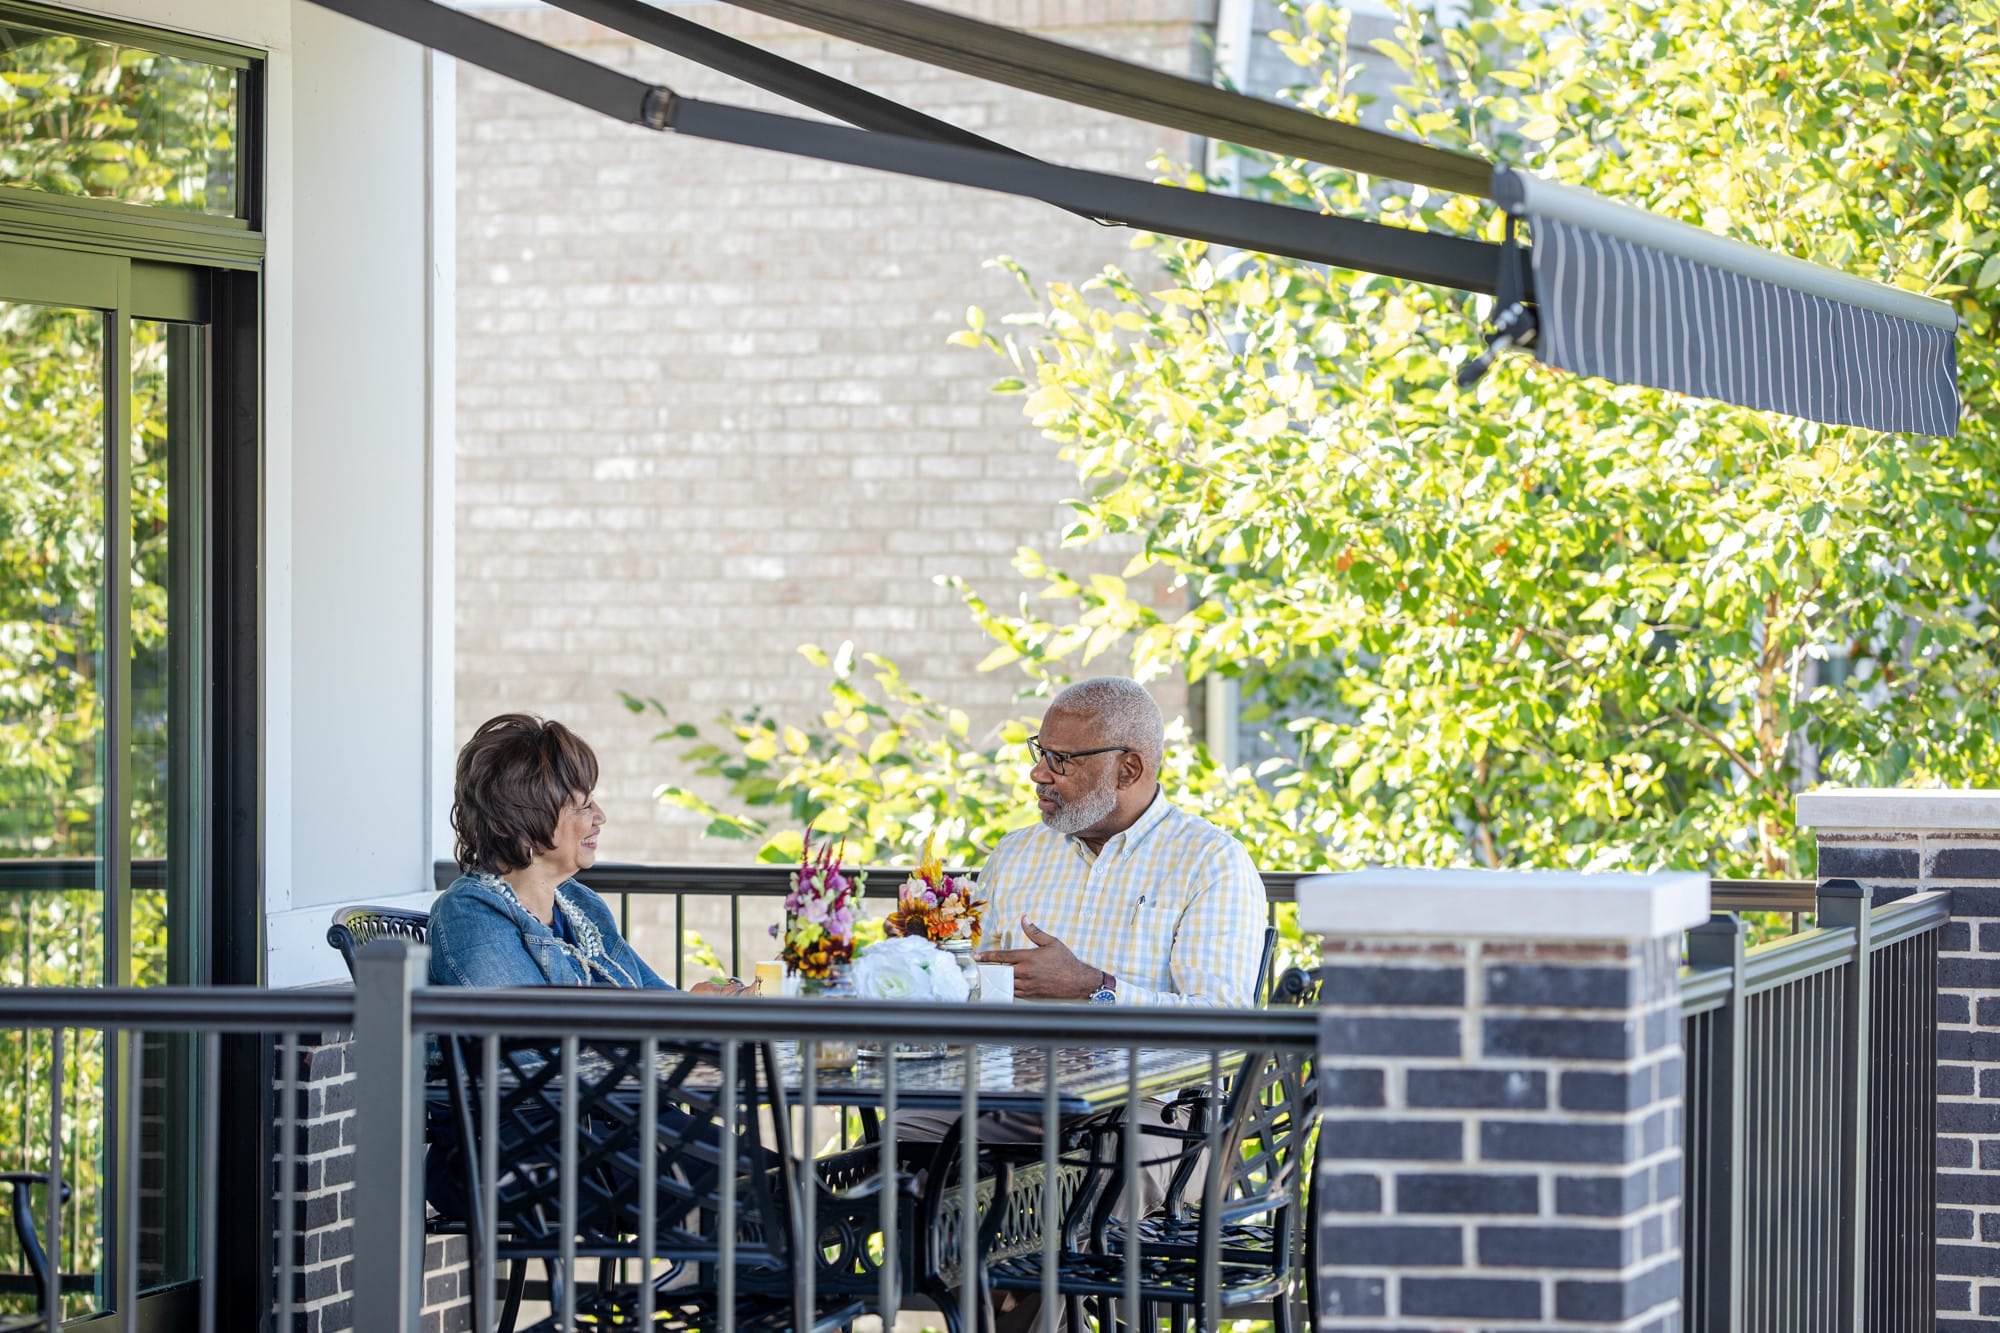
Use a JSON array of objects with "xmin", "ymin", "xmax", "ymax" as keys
[
  {"xmin": 129, "ymin": 317, "xmax": 192, "ymax": 989},
  {"xmin": 133, "ymin": 318, "xmax": 199, "ymax": 1292},
  {"xmin": 0, "ymin": 18, "xmax": 240, "ymax": 216},
  {"xmin": 0, "ymin": 294, "xmax": 108, "ymax": 1318}
]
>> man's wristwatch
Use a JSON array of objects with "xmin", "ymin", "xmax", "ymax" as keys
[{"xmin": 1089, "ymin": 970, "xmax": 1117, "ymax": 1004}]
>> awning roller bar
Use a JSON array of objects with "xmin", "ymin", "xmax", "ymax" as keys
[{"xmin": 1495, "ymin": 168, "xmax": 1956, "ymax": 332}]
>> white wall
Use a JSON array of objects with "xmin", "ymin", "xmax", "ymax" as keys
[
  {"xmin": 279, "ymin": 1, "xmax": 438, "ymax": 982},
  {"xmin": 56, "ymin": 0, "xmax": 448, "ymax": 985}
]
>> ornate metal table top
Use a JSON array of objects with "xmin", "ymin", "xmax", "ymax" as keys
[{"xmin": 783, "ymin": 1042, "xmax": 1238, "ymax": 1115}]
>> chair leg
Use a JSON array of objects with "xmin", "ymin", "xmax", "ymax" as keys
[
  {"xmin": 543, "ymin": 1257, "xmax": 566, "ymax": 1327},
  {"xmin": 498, "ymin": 1258, "xmax": 527, "ymax": 1333},
  {"xmin": 1270, "ymin": 1276, "xmax": 1297, "ymax": 1333}
]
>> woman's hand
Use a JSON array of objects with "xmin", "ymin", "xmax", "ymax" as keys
[{"xmin": 689, "ymin": 977, "xmax": 756, "ymax": 996}]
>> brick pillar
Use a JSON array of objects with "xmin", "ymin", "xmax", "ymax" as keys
[
  {"xmin": 1798, "ymin": 788, "xmax": 2000, "ymax": 1330},
  {"xmin": 1298, "ymin": 869, "xmax": 1708, "ymax": 1331},
  {"xmin": 281, "ymin": 1034, "xmax": 471, "ymax": 1333}
]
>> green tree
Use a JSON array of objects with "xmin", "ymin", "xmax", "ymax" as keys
[{"xmin": 654, "ymin": 0, "xmax": 1999, "ymax": 888}]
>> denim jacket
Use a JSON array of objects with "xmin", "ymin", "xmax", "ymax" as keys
[{"xmin": 428, "ymin": 873, "xmax": 673, "ymax": 990}]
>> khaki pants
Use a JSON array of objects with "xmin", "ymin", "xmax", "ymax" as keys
[{"xmin": 893, "ymin": 1100, "xmax": 1203, "ymax": 1333}]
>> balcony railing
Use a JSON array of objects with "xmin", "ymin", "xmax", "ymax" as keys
[
  {"xmin": 0, "ymin": 871, "xmax": 1943, "ymax": 1333},
  {"xmin": 1680, "ymin": 882, "xmax": 1947, "ymax": 1332},
  {"xmin": 428, "ymin": 860, "xmax": 1822, "ymax": 987}
]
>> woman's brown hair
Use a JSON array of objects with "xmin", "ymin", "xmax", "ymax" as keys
[{"xmin": 451, "ymin": 713, "xmax": 601, "ymax": 874}]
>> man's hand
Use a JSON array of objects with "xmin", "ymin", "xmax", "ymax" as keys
[
  {"xmin": 976, "ymin": 918, "xmax": 1105, "ymax": 1001},
  {"xmin": 689, "ymin": 978, "xmax": 755, "ymax": 996}
]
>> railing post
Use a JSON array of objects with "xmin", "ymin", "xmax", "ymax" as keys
[
  {"xmin": 1816, "ymin": 877, "xmax": 1872, "ymax": 1330},
  {"xmin": 1298, "ymin": 869, "xmax": 1708, "ymax": 1331},
  {"xmin": 1685, "ymin": 912, "xmax": 1746, "ymax": 1333},
  {"xmin": 352, "ymin": 938, "xmax": 429, "ymax": 1333}
]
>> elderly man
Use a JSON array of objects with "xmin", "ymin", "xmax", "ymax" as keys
[{"xmin": 975, "ymin": 675, "xmax": 1263, "ymax": 1006}]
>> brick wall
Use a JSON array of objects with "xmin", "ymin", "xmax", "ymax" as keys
[
  {"xmin": 1802, "ymin": 792, "xmax": 2000, "ymax": 1331},
  {"xmin": 1316, "ymin": 937, "xmax": 1684, "ymax": 1329},
  {"xmin": 455, "ymin": 1, "xmax": 1205, "ymax": 896},
  {"xmin": 1300, "ymin": 870, "xmax": 1707, "ymax": 1331},
  {"xmin": 279, "ymin": 1036, "xmax": 468, "ymax": 1333}
]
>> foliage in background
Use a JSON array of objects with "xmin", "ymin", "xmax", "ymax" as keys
[
  {"xmin": 652, "ymin": 0, "xmax": 1999, "ymax": 886},
  {"xmin": 1, "ymin": 19, "xmax": 239, "ymax": 212}
]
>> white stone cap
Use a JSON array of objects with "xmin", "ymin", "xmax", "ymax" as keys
[
  {"xmin": 1796, "ymin": 787, "xmax": 2000, "ymax": 833},
  {"xmin": 1297, "ymin": 868, "xmax": 1711, "ymax": 941}
]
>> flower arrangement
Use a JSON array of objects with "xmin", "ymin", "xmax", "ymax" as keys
[
  {"xmin": 852, "ymin": 936, "xmax": 971, "ymax": 1002},
  {"xmin": 883, "ymin": 835, "xmax": 985, "ymax": 947},
  {"xmin": 775, "ymin": 826, "xmax": 865, "ymax": 981}
]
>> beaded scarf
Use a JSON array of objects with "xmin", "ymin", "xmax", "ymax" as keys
[{"xmin": 475, "ymin": 872, "xmax": 640, "ymax": 988}]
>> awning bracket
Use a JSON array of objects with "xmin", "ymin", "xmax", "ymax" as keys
[{"xmin": 1457, "ymin": 213, "xmax": 1538, "ymax": 388}]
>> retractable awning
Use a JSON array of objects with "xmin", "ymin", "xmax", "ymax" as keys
[
  {"xmin": 306, "ymin": 0, "xmax": 1961, "ymax": 437},
  {"xmin": 1494, "ymin": 169, "xmax": 1960, "ymax": 438}
]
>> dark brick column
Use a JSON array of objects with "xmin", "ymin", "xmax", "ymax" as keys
[
  {"xmin": 1299, "ymin": 869, "xmax": 1707, "ymax": 1331},
  {"xmin": 279, "ymin": 1033, "xmax": 470, "ymax": 1333},
  {"xmin": 1799, "ymin": 789, "xmax": 2000, "ymax": 1331}
]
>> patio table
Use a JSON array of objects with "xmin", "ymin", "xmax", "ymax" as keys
[{"xmin": 782, "ymin": 1040, "xmax": 1237, "ymax": 1115}]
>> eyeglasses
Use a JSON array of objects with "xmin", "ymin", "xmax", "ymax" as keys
[{"xmin": 1027, "ymin": 737, "xmax": 1132, "ymax": 776}]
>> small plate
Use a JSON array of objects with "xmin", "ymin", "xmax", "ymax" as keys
[{"xmin": 857, "ymin": 1042, "xmax": 957, "ymax": 1062}]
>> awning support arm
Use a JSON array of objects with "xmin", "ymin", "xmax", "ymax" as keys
[
  {"xmin": 538, "ymin": 0, "xmax": 1113, "ymax": 225},
  {"xmin": 303, "ymin": 0, "xmax": 1504, "ymax": 295},
  {"xmin": 664, "ymin": 99, "xmax": 1502, "ymax": 293},
  {"xmin": 712, "ymin": 0, "xmax": 1493, "ymax": 198},
  {"xmin": 540, "ymin": 0, "xmax": 1038, "ymax": 159},
  {"xmin": 311, "ymin": 0, "xmax": 666, "ymax": 129}
]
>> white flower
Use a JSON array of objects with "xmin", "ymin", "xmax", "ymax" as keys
[
  {"xmin": 853, "ymin": 936, "xmax": 970, "ymax": 1002},
  {"xmin": 854, "ymin": 937, "xmax": 934, "ymax": 999}
]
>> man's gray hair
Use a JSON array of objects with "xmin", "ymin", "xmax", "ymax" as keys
[{"xmin": 1049, "ymin": 677, "xmax": 1165, "ymax": 774}]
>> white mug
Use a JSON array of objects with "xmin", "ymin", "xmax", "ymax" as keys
[{"xmin": 976, "ymin": 962, "xmax": 1016, "ymax": 1002}]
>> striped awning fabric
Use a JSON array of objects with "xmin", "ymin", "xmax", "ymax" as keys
[{"xmin": 1498, "ymin": 170, "xmax": 1961, "ymax": 438}]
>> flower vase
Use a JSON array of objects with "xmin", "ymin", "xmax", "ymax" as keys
[
  {"xmin": 941, "ymin": 940, "xmax": 981, "ymax": 1003},
  {"xmin": 800, "ymin": 964, "xmax": 858, "ymax": 1071}
]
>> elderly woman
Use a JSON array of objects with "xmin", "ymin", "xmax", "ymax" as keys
[
  {"xmin": 431, "ymin": 712, "xmax": 748, "ymax": 994},
  {"xmin": 426, "ymin": 713, "xmax": 751, "ymax": 1223}
]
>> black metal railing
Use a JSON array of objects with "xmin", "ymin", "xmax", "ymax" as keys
[
  {"xmin": 0, "ymin": 868, "xmax": 1938, "ymax": 1333},
  {"xmin": 0, "ymin": 986, "xmax": 350, "ymax": 1332},
  {"xmin": 1680, "ymin": 880, "xmax": 1946, "ymax": 1333},
  {"xmin": 355, "ymin": 946, "xmax": 1319, "ymax": 1333},
  {"xmin": 0, "ymin": 964, "xmax": 1318, "ymax": 1333},
  {"xmin": 429, "ymin": 860, "xmax": 1821, "ymax": 987}
]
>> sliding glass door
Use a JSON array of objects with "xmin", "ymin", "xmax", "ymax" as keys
[
  {"xmin": 0, "ymin": 242, "xmax": 211, "ymax": 1322},
  {"xmin": 1, "ymin": 4, "xmax": 265, "ymax": 1324}
]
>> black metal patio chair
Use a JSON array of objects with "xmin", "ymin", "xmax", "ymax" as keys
[
  {"xmin": 325, "ymin": 904, "xmax": 431, "ymax": 975},
  {"xmin": 983, "ymin": 965, "xmax": 1320, "ymax": 1333},
  {"xmin": 0, "ymin": 1171, "xmax": 93, "ymax": 1323},
  {"xmin": 326, "ymin": 904, "xmax": 537, "ymax": 1331},
  {"xmin": 438, "ymin": 1033, "xmax": 869, "ymax": 1332}
]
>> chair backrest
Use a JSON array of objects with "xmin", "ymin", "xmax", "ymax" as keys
[
  {"xmin": 1209, "ymin": 965, "xmax": 1319, "ymax": 1213},
  {"xmin": 1252, "ymin": 925, "xmax": 1279, "ymax": 1004},
  {"xmin": 326, "ymin": 906, "xmax": 431, "ymax": 978}
]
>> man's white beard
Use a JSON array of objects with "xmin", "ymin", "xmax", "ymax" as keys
[{"xmin": 1040, "ymin": 777, "xmax": 1117, "ymax": 835}]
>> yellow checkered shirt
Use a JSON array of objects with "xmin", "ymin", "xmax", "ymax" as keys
[{"xmin": 978, "ymin": 789, "xmax": 1263, "ymax": 1007}]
